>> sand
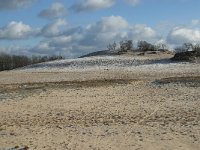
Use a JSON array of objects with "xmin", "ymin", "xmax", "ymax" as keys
[{"xmin": 0, "ymin": 55, "xmax": 200, "ymax": 150}]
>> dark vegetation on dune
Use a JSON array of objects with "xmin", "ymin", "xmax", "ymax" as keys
[
  {"xmin": 81, "ymin": 40, "xmax": 200, "ymax": 63},
  {"xmin": 0, "ymin": 54, "xmax": 63, "ymax": 71},
  {"xmin": 172, "ymin": 51, "xmax": 200, "ymax": 62},
  {"xmin": 171, "ymin": 43, "xmax": 200, "ymax": 62},
  {"xmin": 0, "ymin": 40, "xmax": 200, "ymax": 71},
  {"xmin": 80, "ymin": 40, "xmax": 171, "ymax": 58}
]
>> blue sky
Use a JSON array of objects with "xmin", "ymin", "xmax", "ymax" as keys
[{"xmin": 0, "ymin": 0, "xmax": 200, "ymax": 57}]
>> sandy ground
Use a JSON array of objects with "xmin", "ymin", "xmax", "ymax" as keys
[{"xmin": 0, "ymin": 56, "xmax": 200, "ymax": 150}]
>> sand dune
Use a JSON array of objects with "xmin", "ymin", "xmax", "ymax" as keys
[{"xmin": 0, "ymin": 55, "xmax": 200, "ymax": 150}]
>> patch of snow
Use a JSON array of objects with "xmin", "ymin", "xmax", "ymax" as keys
[{"xmin": 17, "ymin": 55, "xmax": 199, "ymax": 74}]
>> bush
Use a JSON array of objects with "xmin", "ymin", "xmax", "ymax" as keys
[
  {"xmin": 119, "ymin": 40, "xmax": 134, "ymax": 53},
  {"xmin": 172, "ymin": 49, "xmax": 200, "ymax": 62},
  {"xmin": 137, "ymin": 41, "xmax": 157, "ymax": 51}
]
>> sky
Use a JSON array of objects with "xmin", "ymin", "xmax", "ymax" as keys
[{"xmin": 0, "ymin": 0, "xmax": 200, "ymax": 58}]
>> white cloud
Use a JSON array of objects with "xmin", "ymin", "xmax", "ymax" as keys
[
  {"xmin": 38, "ymin": 2, "xmax": 66, "ymax": 19},
  {"xmin": 34, "ymin": 42, "xmax": 54, "ymax": 53},
  {"xmin": 191, "ymin": 19, "xmax": 199, "ymax": 26},
  {"xmin": 0, "ymin": 0, "xmax": 37, "ymax": 10},
  {"xmin": 0, "ymin": 15, "xmax": 161, "ymax": 57},
  {"xmin": 40, "ymin": 19, "xmax": 67, "ymax": 37},
  {"xmin": 0, "ymin": 21, "xmax": 37, "ymax": 40},
  {"xmin": 0, "ymin": 19, "xmax": 67, "ymax": 40},
  {"xmin": 128, "ymin": 24, "xmax": 159, "ymax": 42},
  {"xmin": 30, "ymin": 41, "xmax": 57, "ymax": 56},
  {"xmin": 37, "ymin": 16, "xmax": 161, "ymax": 57},
  {"xmin": 72, "ymin": 0, "xmax": 115, "ymax": 12},
  {"xmin": 0, "ymin": 45, "xmax": 32, "ymax": 56},
  {"xmin": 86, "ymin": 15, "xmax": 129, "ymax": 32},
  {"xmin": 49, "ymin": 36, "xmax": 73, "ymax": 47},
  {"xmin": 125, "ymin": 0, "xmax": 141, "ymax": 6},
  {"xmin": 29, "ymin": 16, "xmax": 127, "ymax": 57},
  {"xmin": 167, "ymin": 26, "xmax": 200, "ymax": 45},
  {"xmin": 80, "ymin": 16, "xmax": 129, "ymax": 46},
  {"xmin": 29, "ymin": 15, "xmax": 161, "ymax": 57},
  {"xmin": 30, "ymin": 26, "xmax": 84, "ymax": 57},
  {"xmin": 30, "ymin": 40, "xmax": 77, "ymax": 58},
  {"xmin": 80, "ymin": 16, "xmax": 159, "ymax": 48}
]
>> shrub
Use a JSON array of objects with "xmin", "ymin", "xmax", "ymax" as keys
[
  {"xmin": 137, "ymin": 41, "xmax": 156, "ymax": 51},
  {"xmin": 119, "ymin": 40, "xmax": 134, "ymax": 53},
  {"xmin": 172, "ymin": 43, "xmax": 200, "ymax": 62}
]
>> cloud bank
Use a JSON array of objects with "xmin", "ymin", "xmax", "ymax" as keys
[
  {"xmin": 0, "ymin": 21, "xmax": 38, "ymax": 40},
  {"xmin": 0, "ymin": 0, "xmax": 37, "ymax": 10},
  {"xmin": 71, "ymin": 0, "xmax": 115, "ymax": 12},
  {"xmin": 167, "ymin": 26, "xmax": 200, "ymax": 45},
  {"xmin": 0, "ymin": 0, "xmax": 200, "ymax": 58},
  {"xmin": 38, "ymin": 2, "xmax": 66, "ymax": 19},
  {"xmin": 29, "ymin": 16, "xmax": 160, "ymax": 57}
]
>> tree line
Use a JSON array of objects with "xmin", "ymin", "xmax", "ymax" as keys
[
  {"xmin": 0, "ymin": 54, "xmax": 63, "ymax": 71},
  {"xmin": 107, "ymin": 40, "xmax": 168, "ymax": 53},
  {"xmin": 107, "ymin": 40, "xmax": 200, "ymax": 54}
]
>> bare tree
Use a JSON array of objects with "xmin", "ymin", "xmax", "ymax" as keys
[
  {"xmin": 107, "ymin": 41, "xmax": 117, "ymax": 51},
  {"xmin": 183, "ymin": 43, "xmax": 193, "ymax": 51},
  {"xmin": 156, "ymin": 43, "xmax": 168, "ymax": 51},
  {"xmin": 119, "ymin": 40, "xmax": 134, "ymax": 53},
  {"xmin": 126, "ymin": 40, "xmax": 133, "ymax": 51},
  {"xmin": 193, "ymin": 43, "xmax": 200, "ymax": 54},
  {"xmin": 175, "ymin": 43, "xmax": 194, "ymax": 53},
  {"xmin": 137, "ymin": 41, "xmax": 156, "ymax": 51},
  {"xmin": 0, "ymin": 54, "xmax": 64, "ymax": 71},
  {"xmin": 119, "ymin": 41, "xmax": 126, "ymax": 52}
]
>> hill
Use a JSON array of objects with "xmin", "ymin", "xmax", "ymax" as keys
[{"xmin": 79, "ymin": 50, "xmax": 118, "ymax": 58}]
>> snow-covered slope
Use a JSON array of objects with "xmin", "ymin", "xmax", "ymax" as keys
[
  {"xmin": 17, "ymin": 55, "xmax": 200, "ymax": 74},
  {"xmin": 22, "ymin": 56, "xmax": 151, "ymax": 70}
]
